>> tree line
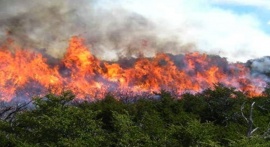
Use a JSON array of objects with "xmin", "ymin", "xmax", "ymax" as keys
[{"xmin": 1, "ymin": 84, "xmax": 270, "ymax": 146}]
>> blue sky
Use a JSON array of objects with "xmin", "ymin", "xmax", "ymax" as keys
[{"xmin": 214, "ymin": 3, "xmax": 270, "ymax": 34}]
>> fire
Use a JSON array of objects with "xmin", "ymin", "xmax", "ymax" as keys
[{"xmin": 0, "ymin": 36, "xmax": 266, "ymax": 101}]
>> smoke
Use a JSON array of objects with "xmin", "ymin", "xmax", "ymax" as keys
[
  {"xmin": 1, "ymin": 0, "xmax": 270, "ymax": 64},
  {"xmin": 0, "ymin": 0, "xmax": 195, "ymax": 60},
  {"xmin": 0, "ymin": 0, "xmax": 76, "ymax": 55},
  {"xmin": 247, "ymin": 56, "xmax": 270, "ymax": 86},
  {"xmin": 248, "ymin": 57, "xmax": 270, "ymax": 79}
]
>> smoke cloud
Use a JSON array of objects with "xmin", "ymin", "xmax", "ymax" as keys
[
  {"xmin": 248, "ymin": 57, "xmax": 270, "ymax": 80},
  {"xmin": 1, "ymin": 0, "xmax": 270, "ymax": 63},
  {"xmin": 0, "ymin": 0, "xmax": 195, "ymax": 60}
]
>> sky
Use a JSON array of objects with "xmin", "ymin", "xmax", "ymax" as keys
[{"xmin": 94, "ymin": 0, "xmax": 270, "ymax": 62}]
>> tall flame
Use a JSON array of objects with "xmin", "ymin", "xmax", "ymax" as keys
[{"xmin": 0, "ymin": 36, "xmax": 266, "ymax": 101}]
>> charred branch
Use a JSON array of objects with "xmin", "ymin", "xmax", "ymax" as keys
[{"xmin": 0, "ymin": 100, "xmax": 32, "ymax": 122}]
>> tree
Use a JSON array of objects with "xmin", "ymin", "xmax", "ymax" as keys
[
  {"xmin": 2, "ymin": 91, "xmax": 105, "ymax": 146},
  {"xmin": 198, "ymin": 84, "xmax": 246, "ymax": 125},
  {"xmin": 111, "ymin": 111, "xmax": 151, "ymax": 146}
]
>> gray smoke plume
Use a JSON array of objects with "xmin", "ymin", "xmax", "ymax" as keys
[
  {"xmin": 246, "ymin": 56, "xmax": 270, "ymax": 84},
  {"xmin": 0, "ymin": 0, "xmax": 195, "ymax": 60},
  {"xmin": 248, "ymin": 57, "xmax": 270, "ymax": 74}
]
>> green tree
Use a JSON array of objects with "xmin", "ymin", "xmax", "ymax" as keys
[
  {"xmin": 180, "ymin": 119, "xmax": 219, "ymax": 146},
  {"xmin": 2, "ymin": 91, "xmax": 105, "ymax": 146},
  {"xmin": 199, "ymin": 84, "xmax": 246, "ymax": 125},
  {"xmin": 111, "ymin": 111, "xmax": 151, "ymax": 146}
]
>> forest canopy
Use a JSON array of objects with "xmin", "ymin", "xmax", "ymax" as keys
[{"xmin": 1, "ymin": 85, "xmax": 270, "ymax": 146}]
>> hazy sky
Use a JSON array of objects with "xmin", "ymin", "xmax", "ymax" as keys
[{"xmin": 95, "ymin": 0, "xmax": 270, "ymax": 62}]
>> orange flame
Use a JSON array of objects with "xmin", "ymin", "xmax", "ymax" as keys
[{"xmin": 0, "ymin": 36, "xmax": 266, "ymax": 101}]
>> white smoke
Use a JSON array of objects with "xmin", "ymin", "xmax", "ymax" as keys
[
  {"xmin": 111, "ymin": 0, "xmax": 270, "ymax": 62},
  {"xmin": 0, "ymin": 0, "xmax": 195, "ymax": 60},
  {"xmin": 0, "ymin": 0, "xmax": 269, "ymax": 62}
]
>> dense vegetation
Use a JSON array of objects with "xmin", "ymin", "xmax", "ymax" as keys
[{"xmin": 1, "ymin": 84, "xmax": 270, "ymax": 146}]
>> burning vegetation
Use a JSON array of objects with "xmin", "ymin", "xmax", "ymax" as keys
[
  {"xmin": 0, "ymin": 36, "xmax": 267, "ymax": 102},
  {"xmin": 2, "ymin": 1, "xmax": 270, "ymax": 146}
]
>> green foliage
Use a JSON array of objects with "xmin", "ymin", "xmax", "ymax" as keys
[
  {"xmin": 0, "ymin": 91, "xmax": 105, "ymax": 146},
  {"xmin": 1, "ymin": 85, "xmax": 270, "ymax": 146},
  {"xmin": 181, "ymin": 119, "xmax": 219, "ymax": 146},
  {"xmin": 111, "ymin": 111, "xmax": 151, "ymax": 146},
  {"xmin": 200, "ymin": 84, "xmax": 246, "ymax": 125},
  {"xmin": 230, "ymin": 135, "xmax": 270, "ymax": 147},
  {"xmin": 182, "ymin": 84, "xmax": 246, "ymax": 126}
]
